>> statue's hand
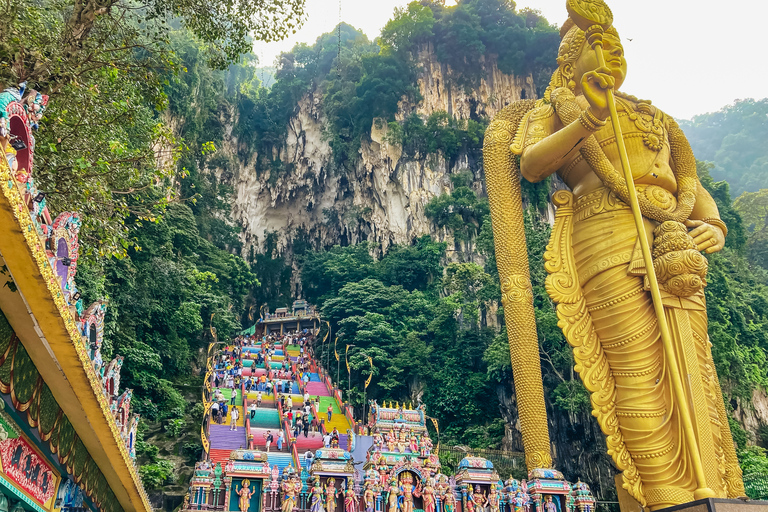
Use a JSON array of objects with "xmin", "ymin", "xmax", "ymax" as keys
[
  {"xmin": 685, "ymin": 220, "xmax": 725, "ymax": 253},
  {"xmin": 581, "ymin": 66, "xmax": 614, "ymax": 120}
]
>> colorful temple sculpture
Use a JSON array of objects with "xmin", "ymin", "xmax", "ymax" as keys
[
  {"xmin": 189, "ymin": 324, "xmax": 596, "ymax": 512},
  {"xmin": 0, "ymin": 84, "xmax": 147, "ymax": 511}
]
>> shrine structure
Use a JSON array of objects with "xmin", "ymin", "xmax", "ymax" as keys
[{"xmin": 0, "ymin": 83, "xmax": 147, "ymax": 512}]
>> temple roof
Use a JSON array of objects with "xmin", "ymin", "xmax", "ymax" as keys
[{"xmin": 0, "ymin": 155, "xmax": 149, "ymax": 512}]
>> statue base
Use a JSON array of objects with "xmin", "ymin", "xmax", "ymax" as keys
[{"xmin": 656, "ymin": 498, "xmax": 768, "ymax": 512}]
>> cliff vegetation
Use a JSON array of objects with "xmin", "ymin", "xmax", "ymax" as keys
[{"xmin": 4, "ymin": 0, "xmax": 768, "ymax": 507}]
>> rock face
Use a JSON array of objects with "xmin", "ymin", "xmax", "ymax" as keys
[
  {"xmin": 225, "ymin": 45, "xmax": 623, "ymax": 501},
  {"xmin": 230, "ymin": 47, "xmax": 536, "ymax": 260}
]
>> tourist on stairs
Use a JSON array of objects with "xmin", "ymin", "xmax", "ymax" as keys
[
  {"xmin": 250, "ymin": 401, "xmax": 257, "ymax": 419},
  {"xmin": 293, "ymin": 420, "xmax": 301, "ymax": 439},
  {"xmin": 230, "ymin": 406, "xmax": 239, "ymax": 431},
  {"xmin": 264, "ymin": 430, "xmax": 273, "ymax": 452},
  {"xmin": 327, "ymin": 405, "xmax": 333, "ymax": 422},
  {"xmin": 304, "ymin": 450, "xmax": 314, "ymax": 472}
]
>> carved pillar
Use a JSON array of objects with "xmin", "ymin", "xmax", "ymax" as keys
[{"xmin": 224, "ymin": 477, "xmax": 233, "ymax": 511}]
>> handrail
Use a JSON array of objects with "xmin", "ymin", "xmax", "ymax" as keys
[
  {"xmin": 242, "ymin": 381, "xmax": 252, "ymax": 449},
  {"xmin": 277, "ymin": 400, "xmax": 300, "ymax": 470}
]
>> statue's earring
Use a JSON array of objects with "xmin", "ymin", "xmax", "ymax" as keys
[{"xmin": 562, "ymin": 63, "xmax": 576, "ymax": 90}]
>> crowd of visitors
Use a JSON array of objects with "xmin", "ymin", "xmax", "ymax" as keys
[{"xmin": 209, "ymin": 328, "xmax": 341, "ymax": 450}]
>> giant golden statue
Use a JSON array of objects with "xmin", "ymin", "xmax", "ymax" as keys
[{"xmin": 483, "ymin": 1, "xmax": 745, "ymax": 509}]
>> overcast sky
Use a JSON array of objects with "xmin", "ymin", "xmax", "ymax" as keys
[{"xmin": 255, "ymin": 0, "xmax": 767, "ymax": 120}]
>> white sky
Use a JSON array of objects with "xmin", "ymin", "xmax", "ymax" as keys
[{"xmin": 255, "ymin": 0, "xmax": 768, "ymax": 120}]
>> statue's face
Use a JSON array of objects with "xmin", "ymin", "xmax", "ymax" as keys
[{"xmin": 573, "ymin": 33, "xmax": 626, "ymax": 92}]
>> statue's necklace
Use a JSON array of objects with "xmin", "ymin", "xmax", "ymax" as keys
[{"xmin": 551, "ymin": 87, "xmax": 697, "ymax": 224}]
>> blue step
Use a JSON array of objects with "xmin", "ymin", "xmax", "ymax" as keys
[
  {"xmin": 308, "ymin": 373, "xmax": 321, "ymax": 382},
  {"xmin": 267, "ymin": 452, "xmax": 294, "ymax": 473}
]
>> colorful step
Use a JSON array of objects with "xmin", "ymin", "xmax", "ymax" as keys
[{"xmin": 209, "ymin": 424, "xmax": 247, "ymax": 450}]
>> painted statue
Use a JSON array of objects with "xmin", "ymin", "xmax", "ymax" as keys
[
  {"xmin": 487, "ymin": 485, "xmax": 500, "ymax": 512},
  {"xmin": 344, "ymin": 485, "xmax": 358, "ymax": 512},
  {"xmin": 363, "ymin": 482, "xmax": 375, "ymax": 512},
  {"xmin": 236, "ymin": 480, "xmax": 255, "ymax": 512},
  {"xmin": 373, "ymin": 431, "xmax": 384, "ymax": 450},
  {"xmin": 386, "ymin": 479, "xmax": 399, "ymax": 512},
  {"xmin": 282, "ymin": 475, "xmax": 301, "ymax": 512},
  {"xmin": 421, "ymin": 478, "xmax": 436, "ymax": 512},
  {"xmin": 543, "ymin": 496, "xmax": 557, "ymax": 512},
  {"xmin": 443, "ymin": 489, "xmax": 457, "ymax": 512},
  {"xmin": 482, "ymin": 0, "xmax": 744, "ymax": 508},
  {"xmin": 398, "ymin": 473, "xmax": 416, "ymax": 512},
  {"xmin": 512, "ymin": 491, "xmax": 526, "ymax": 512},
  {"xmin": 326, "ymin": 478, "xmax": 339, "ymax": 512},
  {"xmin": 408, "ymin": 432, "xmax": 418, "ymax": 453},
  {"xmin": 386, "ymin": 431, "xmax": 396, "ymax": 453},
  {"xmin": 419, "ymin": 435, "xmax": 433, "ymax": 457},
  {"xmin": 310, "ymin": 479, "xmax": 325, "ymax": 512}
]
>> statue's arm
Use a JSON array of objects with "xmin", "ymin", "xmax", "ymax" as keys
[
  {"xmin": 520, "ymin": 114, "xmax": 593, "ymax": 183},
  {"xmin": 690, "ymin": 183, "xmax": 721, "ymax": 223},
  {"xmin": 668, "ymin": 117, "xmax": 727, "ymax": 253}
]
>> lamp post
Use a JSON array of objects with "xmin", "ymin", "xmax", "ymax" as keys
[{"xmin": 346, "ymin": 344, "xmax": 355, "ymax": 395}]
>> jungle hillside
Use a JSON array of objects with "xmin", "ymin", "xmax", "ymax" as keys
[{"xmin": 3, "ymin": 0, "xmax": 768, "ymax": 508}]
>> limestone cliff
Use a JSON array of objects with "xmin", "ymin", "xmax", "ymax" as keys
[{"xmin": 229, "ymin": 48, "xmax": 535, "ymax": 260}]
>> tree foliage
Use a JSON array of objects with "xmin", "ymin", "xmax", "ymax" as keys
[{"xmin": 681, "ymin": 99, "xmax": 768, "ymax": 196}]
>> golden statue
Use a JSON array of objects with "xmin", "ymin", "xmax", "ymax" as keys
[{"xmin": 483, "ymin": 0, "xmax": 745, "ymax": 509}]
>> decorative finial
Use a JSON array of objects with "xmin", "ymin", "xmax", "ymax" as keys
[{"xmin": 566, "ymin": 0, "xmax": 613, "ymax": 31}]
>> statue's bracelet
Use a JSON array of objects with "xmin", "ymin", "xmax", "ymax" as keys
[
  {"xmin": 579, "ymin": 108, "xmax": 608, "ymax": 132},
  {"xmin": 702, "ymin": 217, "xmax": 728, "ymax": 237}
]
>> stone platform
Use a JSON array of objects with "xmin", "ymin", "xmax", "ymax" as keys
[{"xmin": 657, "ymin": 498, "xmax": 768, "ymax": 512}]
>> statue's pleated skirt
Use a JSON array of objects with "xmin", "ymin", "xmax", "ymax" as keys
[{"xmin": 568, "ymin": 187, "xmax": 740, "ymax": 510}]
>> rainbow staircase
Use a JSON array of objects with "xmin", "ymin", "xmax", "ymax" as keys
[{"xmin": 208, "ymin": 336, "xmax": 355, "ymax": 469}]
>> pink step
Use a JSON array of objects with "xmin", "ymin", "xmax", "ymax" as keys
[{"xmin": 305, "ymin": 382, "xmax": 329, "ymax": 396}]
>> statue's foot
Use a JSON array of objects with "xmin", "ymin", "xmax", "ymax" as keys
[{"xmin": 644, "ymin": 486, "xmax": 696, "ymax": 511}]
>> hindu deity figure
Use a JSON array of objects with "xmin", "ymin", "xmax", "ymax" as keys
[
  {"xmin": 386, "ymin": 431, "xmax": 396, "ymax": 453},
  {"xmin": 512, "ymin": 491, "xmax": 526, "ymax": 512},
  {"xmin": 282, "ymin": 475, "xmax": 301, "ymax": 512},
  {"xmin": 396, "ymin": 429, "xmax": 407, "ymax": 454},
  {"xmin": 543, "ymin": 496, "xmax": 557, "ymax": 512},
  {"xmin": 487, "ymin": 485, "xmax": 500, "ymax": 512},
  {"xmin": 421, "ymin": 478, "xmax": 436, "ymax": 512},
  {"xmin": 408, "ymin": 432, "xmax": 419, "ymax": 454},
  {"xmin": 326, "ymin": 478, "xmax": 339, "ymax": 512},
  {"xmin": 419, "ymin": 435, "xmax": 433, "ymax": 457},
  {"xmin": 344, "ymin": 484, "xmax": 358, "ymax": 512},
  {"xmin": 373, "ymin": 430, "xmax": 384, "ymax": 450},
  {"xmin": 311, "ymin": 479, "xmax": 326, "ymax": 512},
  {"xmin": 363, "ymin": 482, "xmax": 376, "ymax": 512},
  {"xmin": 386, "ymin": 479, "xmax": 399, "ymax": 512},
  {"xmin": 483, "ymin": 0, "xmax": 744, "ymax": 509},
  {"xmin": 465, "ymin": 485, "xmax": 475, "ymax": 512},
  {"xmin": 443, "ymin": 489, "xmax": 457, "ymax": 512},
  {"xmin": 399, "ymin": 473, "xmax": 417, "ymax": 512},
  {"xmin": 236, "ymin": 480, "xmax": 255, "ymax": 512},
  {"xmin": 471, "ymin": 485, "xmax": 486, "ymax": 512}
]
